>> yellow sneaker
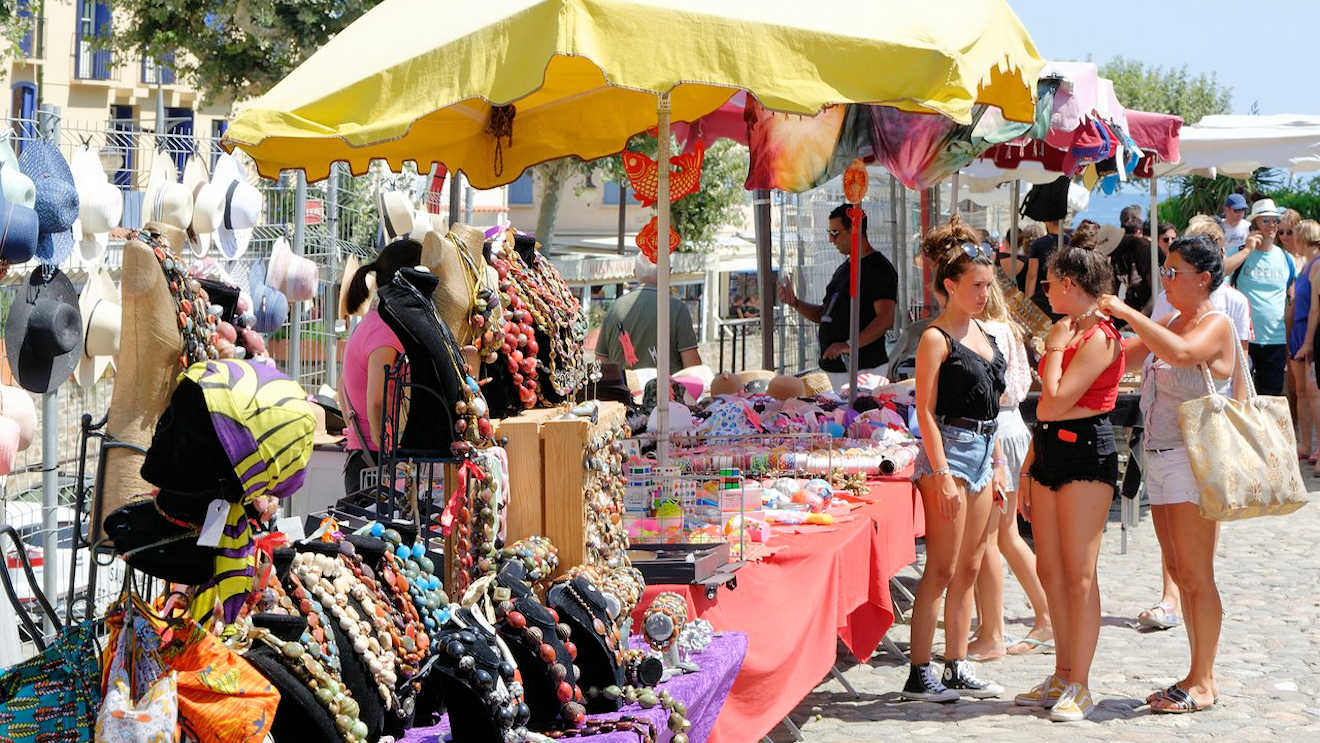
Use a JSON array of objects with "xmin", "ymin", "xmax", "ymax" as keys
[
  {"xmin": 1049, "ymin": 683, "xmax": 1095, "ymax": 722},
  {"xmin": 1013, "ymin": 674, "xmax": 1067, "ymax": 707}
]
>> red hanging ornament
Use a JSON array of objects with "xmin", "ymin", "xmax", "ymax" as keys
[
  {"xmin": 636, "ymin": 216, "xmax": 680, "ymax": 264},
  {"xmin": 621, "ymin": 139, "xmax": 707, "ymax": 208}
]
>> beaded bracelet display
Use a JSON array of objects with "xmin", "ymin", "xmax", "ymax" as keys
[
  {"xmin": 643, "ymin": 593, "xmax": 688, "ymax": 653},
  {"xmin": 582, "ymin": 425, "xmax": 631, "ymax": 569},
  {"xmin": 240, "ymin": 622, "xmax": 370, "ymax": 743},
  {"xmin": 500, "ymin": 536, "xmax": 560, "ymax": 589}
]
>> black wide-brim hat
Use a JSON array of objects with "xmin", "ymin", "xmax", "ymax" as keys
[
  {"xmin": 103, "ymin": 492, "xmax": 220, "ymax": 586},
  {"xmin": 5, "ymin": 267, "xmax": 82, "ymax": 393}
]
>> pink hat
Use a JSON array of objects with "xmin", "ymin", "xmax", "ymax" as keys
[
  {"xmin": 0, "ymin": 385, "xmax": 36, "ymax": 451},
  {"xmin": 0, "ymin": 416, "xmax": 19, "ymax": 475},
  {"xmin": 266, "ymin": 236, "xmax": 320, "ymax": 303}
]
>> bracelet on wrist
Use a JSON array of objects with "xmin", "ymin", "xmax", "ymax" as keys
[
  {"xmin": 931, "ymin": 466, "xmax": 952, "ymax": 477},
  {"xmin": 1046, "ymin": 346, "xmax": 1066, "ymax": 353},
  {"xmin": 992, "ymin": 457, "xmax": 1007, "ymax": 466}
]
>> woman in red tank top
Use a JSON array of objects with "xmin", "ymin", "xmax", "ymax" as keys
[{"xmin": 1014, "ymin": 247, "xmax": 1124, "ymax": 722}]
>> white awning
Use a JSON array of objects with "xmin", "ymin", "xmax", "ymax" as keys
[{"xmin": 1155, "ymin": 114, "xmax": 1320, "ymax": 178}]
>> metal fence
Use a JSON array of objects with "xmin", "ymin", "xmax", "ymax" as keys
[{"xmin": 0, "ymin": 111, "xmax": 388, "ymax": 654}]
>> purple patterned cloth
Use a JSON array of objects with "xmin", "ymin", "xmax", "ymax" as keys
[{"xmin": 402, "ymin": 632, "xmax": 747, "ymax": 743}]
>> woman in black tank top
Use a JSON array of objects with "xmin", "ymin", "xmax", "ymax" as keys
[{"xmin": 900, "ymin": 218, "xmax": 1010, "ymax": 703}]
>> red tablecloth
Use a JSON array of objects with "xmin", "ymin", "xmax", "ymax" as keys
[{"xmin": 632, "ymin": 476, "xmax": 917, "ymax": 743}]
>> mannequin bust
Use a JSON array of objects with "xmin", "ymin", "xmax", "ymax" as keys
[
  {"xmin": 421, "ymin": 218, "xmax": 487, "ymax": 346},
  {"xmin": 100, "ymin": 222, "xmax": 189, "ymax": 538}
]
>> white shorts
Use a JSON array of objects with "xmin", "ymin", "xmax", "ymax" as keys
[
  {"xmin": 1144, "ymin": 448, "xmax": 1201, "ymax": 506},
  {"xmin": 995, "ymin": 408, "xmax": 1031, "ymax": 493}
]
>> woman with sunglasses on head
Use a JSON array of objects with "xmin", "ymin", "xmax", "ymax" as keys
[
  {"xmin": 1013, "ymin": 247, "xmax": 1124, "ymax": 722},
  {"xmin": 900, "ymin": 217, "xmax": 1008, "ymax": 703},
  {"xmin": 1097, "ymin": 236, "xmax": 1241, "ymax": 714}
]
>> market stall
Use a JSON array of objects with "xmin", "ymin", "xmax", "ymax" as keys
[{"xmin": 0, "ymin": 3, "xmax": 1050, "ymax": 743}]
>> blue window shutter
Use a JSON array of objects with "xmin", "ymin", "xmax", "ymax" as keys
[
  {"xmin": 92, "ymin": 2, "xmax": 112, "ymax": 79},
  {"xmin": 508, "ymin": 172, "xmax": 533, "ymax": 205},
  {"xmin": 17, "ymin": 0, "xmax": 33, "ymax": 57},
  {"xmin": 165, "ymin": 107, "xmax": 195, "ymax": 175},
  {"xmin": 108, "ymin": 105, "xmax": 135, "ymax": 188}
]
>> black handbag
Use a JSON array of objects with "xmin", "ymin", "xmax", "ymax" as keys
[{"xmin": 1019, "ymin": 175, "xmax": 1071, "ymax": 222}]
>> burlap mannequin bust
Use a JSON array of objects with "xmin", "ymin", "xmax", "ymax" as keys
[
  {"xmin": 420, "ymin": 218, "xmax": 489, "ymax": 346},
  {"xmin": 98, "ymin": 223, "xmax": 189, "ymax": 537}
]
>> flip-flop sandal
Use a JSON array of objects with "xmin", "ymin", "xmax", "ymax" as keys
[
  {"xmin": 1137, "ymin": 602, "xmax": 1181, "ymax": 630},
  {"xmin": 1006, "ymin": 637, "xmax": 1054, "ymax": 655},
  {"xmin": 1146, "ymin": 684, "xmax": 1180, "ymax": 704},
  {"xmin": 1150, "ymin": 685, "xmax": 1214, "ymax": 714}
]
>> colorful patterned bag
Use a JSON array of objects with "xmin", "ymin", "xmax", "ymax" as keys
[
  {"xmin": 95, "ymin": 608, "xmax": 178, "ymax": 743},
  {"xmin": 0, "ymin": 621, "xmax": 101, "ymax": 743}
]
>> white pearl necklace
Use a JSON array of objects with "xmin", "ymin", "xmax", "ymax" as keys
[{"xmin": 292, "ymin": 551, "xmax": 400, "ymax": 708}]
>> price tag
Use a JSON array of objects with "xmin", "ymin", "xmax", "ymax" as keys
[{"xmin": 196, "ymin": 499, "xmax": 231, "ymax": 547}]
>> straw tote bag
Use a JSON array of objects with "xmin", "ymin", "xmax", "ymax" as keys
[{"xmin": 1178, "ymin": 335, "xmax": 1309, "ymax": 520}]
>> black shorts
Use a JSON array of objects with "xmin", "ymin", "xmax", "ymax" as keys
[{"xmin": 1029, "ymin": 414, "xmax": 1119, "ymax": 495}]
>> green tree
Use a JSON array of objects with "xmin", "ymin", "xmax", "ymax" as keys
[
  {"xmin": 1098, "ymin": 56, "xmax": 1232, "ymax": 126},
  {"xmin": 1099, "ymin": 56, "xmax": 1243, "ymax": 229},
  {"xmin": 0, "ymin": 2, "xmax": 36, "ymax": 63},
  {"xmin": 103, "ymin": 0, "xmax": 384, "ymax": 104},
  {"xmin": 571, "ymin": 134, "xmax": 748, "ymax": 252}
]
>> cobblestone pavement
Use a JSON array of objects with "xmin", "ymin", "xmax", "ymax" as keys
[{"xmin": 772, "ymin": 476, "xmax": 1320, "ymax": 742}]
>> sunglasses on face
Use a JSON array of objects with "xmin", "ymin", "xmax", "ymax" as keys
[
  {"xmin": 1158, "ymin": 266, "xmax": 1196, "ymax": 280},
  {"xmin": 1039, "ymin": 279, "xmax": 1053, "ymax": 292},
  {"xmin": 826, "ymin": 229, "xmax": 842, "ymax": 238},
  {"xmin": 1258, "ymin": 217, "xmax": 1280, "ymax": 225},
  {"xmin": 1281, "ymin": 229, "xmax": 1294, "ymax": 236}
]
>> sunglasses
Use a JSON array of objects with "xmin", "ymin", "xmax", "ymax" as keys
[
  {"xmin": 955, "ymin": 242, "xmax": 996, "ymax": 261},
  {"xmin": 1038, "ymin": 279, "xmax": 1053, "ymax": 292},
  {"xmin": 1158, "ymin": 266, "xmax": 1197, "ymax": 280},
  {"xmin": 1281, "ymin": 229, "xmax": 1294, "ymax": 236},
  {"xmin": 1258, "ymin": 217, "xmax": 1280, "ymax": 225},
  {"xmin": 826, "ymin": 229, "xmax": 842, "ymax": 238}
]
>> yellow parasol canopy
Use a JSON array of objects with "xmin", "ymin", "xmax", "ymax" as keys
[{"xmin": 224, "ymin": 0, "xmax": 1044, "ymax": 187}]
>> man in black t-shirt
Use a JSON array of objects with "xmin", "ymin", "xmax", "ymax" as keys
[
  {"xmin": 779, "ymin": 204, "xmax": 898, "ymax": 388},
  {"xmin": 1025, "ymin": 220, "xmax": 1062, "ymax": 318}
]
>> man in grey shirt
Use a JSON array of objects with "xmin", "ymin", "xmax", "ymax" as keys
[{"xmin": 595, "ymin": 254, "xmax": 702, "ymax": 373}]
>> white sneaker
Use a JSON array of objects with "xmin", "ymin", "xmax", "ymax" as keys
[
  {"xmin": 1014, "ymin": 674, "xmax": 1067, "ymax": 707},
  {"xmin": 1049, "ymin": 683, "xmax": 1095, "ymax": 722}
]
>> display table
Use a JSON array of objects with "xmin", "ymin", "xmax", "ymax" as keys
[
  {"xmin": 631, "ymin": 475, "xmax": 917, "ymax": 743},
  {"xmin": 401, "ymin": 631, "xmax": 747, "ymax": 743}
]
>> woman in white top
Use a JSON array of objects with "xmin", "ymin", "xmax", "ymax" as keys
[
  {"xmin": 1099, "ymin": 235, "xmax": 1240, "ymax": 713},
  {"xmin": 966, "ymin": 279, "xmax": 1054, "ymax": 661}
]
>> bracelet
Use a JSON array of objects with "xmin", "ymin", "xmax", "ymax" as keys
[
  {"xmin": 992, "ymin": 457, "xmax": 1007, "ymax": 466},
  {"xmin": 1045, "ymin": 346, "xmax": 1066, "ymax": 353},
  {"xmin": 931, "ymin": 466, "xmax": 952, "ymax": 477}
]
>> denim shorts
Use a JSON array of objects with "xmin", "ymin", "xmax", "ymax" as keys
[
  {"xmin": 913, "ymin": 422, "xmax": 995, "ymax": 493},
  {"xmin": 1029, "ymin": 414, "xmax": 1119, "ymax": 495}
]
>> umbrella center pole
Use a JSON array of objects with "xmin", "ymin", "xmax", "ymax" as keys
[{"xmin": 656, "ymin": 93, "xmax": 672, "ymax": 467}]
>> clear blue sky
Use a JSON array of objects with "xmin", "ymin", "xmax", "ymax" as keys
[{"xmin": 1008, "ymin": 0, "xmax": 1315, "ymax": 115}]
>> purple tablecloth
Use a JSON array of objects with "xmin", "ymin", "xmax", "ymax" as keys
[{"xmin": 402, "ymin": 632, "xmax": 747, "ymax": 743}]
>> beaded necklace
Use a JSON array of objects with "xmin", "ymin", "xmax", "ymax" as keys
[
  {"xmin": 447, "ymin": 232, "xmax": 504, "ymax": 363},
  {"xmin": 582, "ymin": 425, "xmax": 632, "ymax": 569},
  {"xmin": 373, "ymin": 524, "xmax": 451, "ymax": 645},
  {"xmin": 437, "ymin": 606, "xmax": 531, "ymax": 739},
  {"xmin": 560, "ymin": 580, "xmax": 624, "ymax": 668},
  {"xmin": 237, "ymin": 621, "xmax": 370, "ymax": 743},
  {"xmin": 283, "ymin": 569, "xmax": 343, "ymax": 675},
  {"xmin": 501, "ymin": 536, "xmax": 559, "ymax": 597},
  {"xmin": 492, "ymin": 594, "xmax": 587, "ymax": 728},
  {"xmin": 542, "ymin": 718, "xmax": 657, "ymax": 743},
  {"xmin": 138, "ymin": 228, "xmax": 219, "ymax": 368},
  {"xmin": 503, "ymin": 244, "xmax": 585, "ymax": 398},
  {"xmin": 490, "ymin": 251, "xmax": 542, "ymax": 408},
  {"xmin": 338, "ymin": 550, "xmax": 425, "ymax": 678},
  {"xmin": 291, "ymin": 551, "xmax": 401, "ymax": 711}
]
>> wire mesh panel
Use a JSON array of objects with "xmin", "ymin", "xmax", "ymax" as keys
[{"xmin": 773, "ymin": 168, "xmax": 923, "ymax": 376}]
